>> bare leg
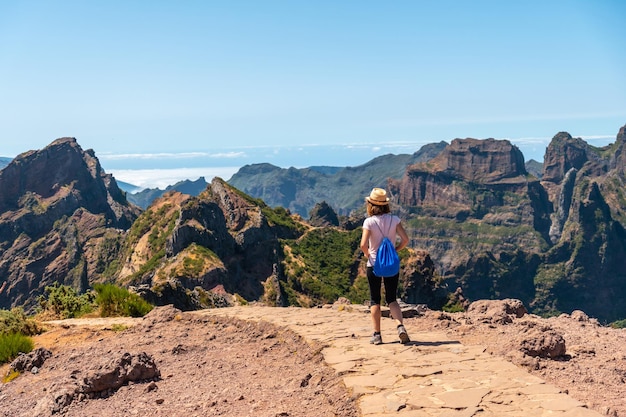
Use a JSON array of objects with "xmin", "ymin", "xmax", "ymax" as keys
[
  {"xmin": 370, "ymin": 304, "xmax": 381, "ymax": 333},
  {"xmin": 389, "ymin": 301, "xmax": 404, "ymax": 326}
]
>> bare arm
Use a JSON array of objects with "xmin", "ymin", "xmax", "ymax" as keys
[
  {"xmin": 360, "ymin": 227, "xmax": 371, "ymax": 257},
  {"xmin": 395, "ymin": 222, "xmax": 409, "ymax": 251}
]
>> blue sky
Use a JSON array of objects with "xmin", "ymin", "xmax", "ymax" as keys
[{"xmin": 1, "ymin": 1, "xmax": 625, "ymax": 188}]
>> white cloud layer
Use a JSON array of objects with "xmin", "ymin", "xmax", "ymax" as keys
[
  {"xmin": 99, "ymin": 151, "xmax": 246, "ymax": 161},
  {"xmin": 109, "ymin": 167, "xmax": 240, "ymax": 190}
]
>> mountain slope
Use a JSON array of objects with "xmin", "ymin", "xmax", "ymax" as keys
[
  {"xmin": 0, "ymin": 138, "xmax": 141, "ymax": 310},
  {"xmin": 227, "ymin": 142, "xmax": 448, "ymax": 217},
  {"xmin": 387, "ymin": 126, "xmax": 626, "ymax": 322}
]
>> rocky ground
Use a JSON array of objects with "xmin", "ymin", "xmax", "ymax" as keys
[
  {"xmin": 1, "ymin": 301, "xmax": 625, "ymax": 416},
  {"xmin": 405, "ymin": 301, "xmax": 626, "ymax": 417},
  {"xmin": 0, "ymin": 306, "xmax": 358, "ymax": 417}
]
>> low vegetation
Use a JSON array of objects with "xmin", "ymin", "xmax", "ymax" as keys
[
  {"xmin": 38, "ymin": 283, "xmax": 95, "ymax": 319},
  {"xmin": 0, "ymin": 308, "xmax": 42, "ymax": 336},
  {"xmin": 283, "ymin": 228, "xmax": 364, "ymax": 305},
  {"xmin": 94, "ymin": 283, "xmax": 153, "ymax": 317},
  {"xmin": 0, "ymin": 308, "xmax": 39, "ymax": 365},
  {"xmin": 36, "ymin": 283, "xmax": 154, "ymax": 319},
  {"xmin": 0, "ymin": 333, "xmax": 34, "ymax": 365}
]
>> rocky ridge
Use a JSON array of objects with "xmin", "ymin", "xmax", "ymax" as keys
[
  {"xmin": 0, "ymin": 138, "xmax": 140, "ymax": 310},
  {"xmin": 387, "ymin": 125, "xmax": 626, "ymax": 322},
  {"xmin": 3, "ymin": 125, "xmax": 626, "ymax": 323}
]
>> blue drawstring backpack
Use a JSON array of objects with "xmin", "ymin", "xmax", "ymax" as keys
[{"xmin": 373, "ymin": 220, "xmax": 400, "ymax": 277}]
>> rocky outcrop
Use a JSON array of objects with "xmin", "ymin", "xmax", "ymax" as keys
[
  {"xmin": 466, "ymin": 299, "xmax": 528, "ymax": 324},
  {"xmin": 542, "ymin": 132, "xmax": 590, "ymax": 183},
  {"xmin": 390, "ymin": 138, "xmax": 541, "ymax": 223},
  {"xmin": 309, "ymin": 201, "xmax": 339, "ymax": 227},
  {"xmin": 516, "ymin": 324, "xmax": 566, "ymax": 358},
  {"xmin": 416, "ymin": 138, "xmax": 527, "ymax": 184},
  {"xmin": 0, "ymin": 138, "xmax": 140, "ymax": 311},
  {"xmin": 165, "ymin": 197, "xmax": 234, "ymax": 259},
  {"xmin": 389, "ymin": 138, "xmax": 552, "ymax": 287},
  {"xmin": 400, "ymin": 249, "xmax": 446, "ymax": 308},
  {"xmin": 116, "ymin": 178, "xmax": 305, "ymax": 307},
  {"xmin": 10, "ymin": 347, "xmax": 53, "ymax": 373}
]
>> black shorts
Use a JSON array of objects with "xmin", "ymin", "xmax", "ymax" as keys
[{"xmin": 367, "ymin": 267, "xmax": 399, "ymax": 306}]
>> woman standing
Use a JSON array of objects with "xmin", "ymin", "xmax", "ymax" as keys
[{"xmin": 360, "ymin": 188, "xmax": 411, "ymax": 345}]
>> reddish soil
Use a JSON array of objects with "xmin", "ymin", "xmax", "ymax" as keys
[
  {"xmin": 0, "ymin": 306, "xmax": 358, "ymax": 417},
  {"xmin": 1, "ymin": 303, "xmax": 625, "ymax": 416}
]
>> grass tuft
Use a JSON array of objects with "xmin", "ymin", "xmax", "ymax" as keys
[{"xmin": 0, "ymin": 333, "xmax": 34, "ymax": 365}]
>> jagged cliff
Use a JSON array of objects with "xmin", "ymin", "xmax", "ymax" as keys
[
  {"xmin": 0, "ymin": 138, "xmax": 140, "ymax": 310},
  {"xmin": 389, "ymin": 137, "xmax": 551, "ymax": 279},
  {"xmin": 113, "ymin": 178, "xmax": 306, "ymax": 308},
  {"xmin": 4, "ymin": 126, "xmax": 626, "ymax": 322},
  {"xmin": 386, "ymin": 126, "xmax": 626, "ymax": 322},
  {"xmin": 0, "ymin": 139, "xmax": 442, "ymax": 313},
  {"xmin": 533, "ymin": 126, "xmax": 626, "ymax": 320}
]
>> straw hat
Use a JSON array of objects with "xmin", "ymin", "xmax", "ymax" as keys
[{"xmin": 365, "ymin": 188, "xmax": 390, "ymax": 205}]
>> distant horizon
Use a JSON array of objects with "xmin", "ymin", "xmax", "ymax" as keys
[
  {"xmin": 103, "ymin": 129, "xmax": 622, "ymax": 189},
  {"xmin": 1, "ymin": 128, "xmax": 622, "ymax": 190}
]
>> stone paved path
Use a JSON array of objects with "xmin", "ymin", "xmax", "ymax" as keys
[{"xmin": 197, "ymin": 305, "xmax": 602, "ymax": 417}]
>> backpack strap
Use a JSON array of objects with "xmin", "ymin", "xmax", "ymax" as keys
[{"xmin": 372, "ymin": 216, "xmax": 393, "ymax": 244}]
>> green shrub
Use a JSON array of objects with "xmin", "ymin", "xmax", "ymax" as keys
[
  {"xmin": 110, "ymin": 324, "xmax": 129, "ymax": 332},
  {"xmin": 94, "ymin": 284, "xmax": 153, "ymax": 317},
  {"xmin": 347, "ymin": 275, "xmax": 370, "ymax": 305},
  {"xmin": 285, "ymin": 228, "xmax": 362, "ymax": 304},
  {"xmin": 0, "ymin": 333, "xmax": 34, "ymax": 365},
  {"xmin": 442, "ymin": 302, "xmax": 465, "ymax": 313},
  {"xmin": 0, "ymin": 308, "xmax": 42, "ymax": 336},
  {"xmin": 610, "ymin": 319, "xmax": 626, "ymax": 329},
  {"xmin": 38, "ymin": 284, "xmax": 95, "ymax": 319}
]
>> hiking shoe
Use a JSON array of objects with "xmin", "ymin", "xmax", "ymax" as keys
[
  {"xmin": 370, "ymin": 332, "xmax": 382, "ymax": 345},
  {"xmin": 397, "ymin": 325, "xmax": 410, "ymax": 344}
]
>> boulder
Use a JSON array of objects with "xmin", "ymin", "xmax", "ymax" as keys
[
  {"xmin": 10, "ymin": 347, "xmax": 52, "ymax": 373},
  {"xmin": 466, "ymin": 299, "xmax": 527, "ymax": 324},
  {"xmin": 517, "ymin": 326, "xmax": 566, "ymax": 358},
  {"xmin": 79, "ymin": 352, "xmax": 160, "ymax": 395}
]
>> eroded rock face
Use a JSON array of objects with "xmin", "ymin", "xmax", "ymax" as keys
[
  {"xmin": 426, "ymin": 138, "xmax": 527, "ymax": 184},
  {"xmin": 542, "ymin": 132, "xmax": 590, "ymax": 184},
  {"xmin": 391, "ymin": 138, "xmax": 535, "ymax": 216},
  {"xmin": 0, "ymin": 138, "xmax": 140, "ymax": 311}
]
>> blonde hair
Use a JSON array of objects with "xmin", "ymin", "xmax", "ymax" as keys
[{"xmin": 367, "ymin": 201, "xmax": 391, "ymax": 216}]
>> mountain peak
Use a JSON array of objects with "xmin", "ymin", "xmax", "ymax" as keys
[{"xmin": 414, "ymin": 137, "xmax": 527, "ymax": 184}]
